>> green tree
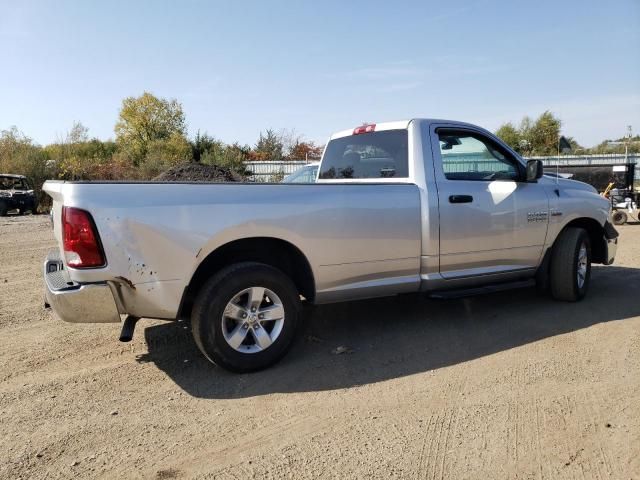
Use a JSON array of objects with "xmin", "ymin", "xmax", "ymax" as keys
[
  {"xmin": 191, "ymin": 131, "xmax": 222, "ymax": 162},
  {"xmin": 528, "ymin": 111, "xmax": 561, "ymax": 156},
  {"xmin": 589, "ymin": 135, "xmax": 640, "ymax": 155},
  {"xmin": 253, "ymin": 129, "xmax": 284, "ymax": 160},
  {"xmin": 44, "ymin": 122, "xmax": 118, "ymax": 181},
  {"xmin": 495, "ymin": 122, "xmax": 522, "ymax": 153},
  {"xmin": 199, "ymin": 140, "xmax": 250, "ymax": 175},
  {"xmin": 495, "ymin": 111, "xmax": 579, "ymax": 156},
  {"xmin": 141, "ymin": 132, "xmax": 192, "ymax": 178},
  {"xmin": 115, "ymin": 92, "xmax": 187, "ymax": 164}
]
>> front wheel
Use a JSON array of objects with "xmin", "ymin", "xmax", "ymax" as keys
[
  {"xmin": 549, "ymin": 227, "xmax": 591, "ymax": 302},
  {"xmin": 191, "ymin": 262, "xmax": 300, "ymax": 373}
]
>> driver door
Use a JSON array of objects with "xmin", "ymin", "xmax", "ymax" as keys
[{"xmin": 430, "ymin": 126, "xmax": 549, "ymax": 279}]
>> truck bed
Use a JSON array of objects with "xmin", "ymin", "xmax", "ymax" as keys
[{"xmin": 44, "ymin": 181, "xmax": 422, "ymax": 318}]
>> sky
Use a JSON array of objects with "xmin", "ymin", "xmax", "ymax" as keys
[{"xmin": 1, "ymin": 0, "xmax": 639, "ymax": 148}]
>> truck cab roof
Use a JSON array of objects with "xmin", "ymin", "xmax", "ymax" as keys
[{"xmin": 328, "ymin": 118, "xmax": 495, "ymax": 140}]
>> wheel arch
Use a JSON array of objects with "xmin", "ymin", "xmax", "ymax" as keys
[
  {"xmin": 178, "ymin": 237, "xmax": 315, "ymax": 320},
  {"xmin": 558, "ymin": 217, "xmax": 607, "ymax": 264}
]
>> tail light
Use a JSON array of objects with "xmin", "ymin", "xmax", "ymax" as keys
[
  {"xmin": 353, "ymin": 124, "xmax": 376, "ymax": 135},
  {"xmin": 62, "ymin": 207, "xmax": 106, "ymax": 268}
]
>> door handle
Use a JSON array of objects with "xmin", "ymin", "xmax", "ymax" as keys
[{"xmin": 449, "ymin": 195, "xmax": 473, "ymax": 204}]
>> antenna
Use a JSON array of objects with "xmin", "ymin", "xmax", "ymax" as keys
[
  {"xmin": 557, "ymin": 135, "xmax": 572, "ymax": 184},
  {"xmin": 556, "ymin": 136, "xmax": 560, "ymax": 185}
]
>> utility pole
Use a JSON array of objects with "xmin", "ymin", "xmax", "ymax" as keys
[
  {"xmin": 607, "ymin": 125, "xmax": 636, "ymax": 164},
  {"xmin": 625, "ymin": 126, "xmax": 633, "ymax": 163},
  {"xmin": 607, "ymin": 126, "xmax": 639, "ymax": 191}
]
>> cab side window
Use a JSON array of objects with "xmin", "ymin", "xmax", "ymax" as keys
[{"xmin": 437, "ymin": 130, "xmax": 521, "ymax": 181}]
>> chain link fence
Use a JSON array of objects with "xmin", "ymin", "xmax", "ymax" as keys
[
  {"xmin": 244, "ymin": 154, "xmax": 640, "ymax": 182},
  {"xmin": 243, "ymin": 160, "xmax": 315, "ymax": 182}
]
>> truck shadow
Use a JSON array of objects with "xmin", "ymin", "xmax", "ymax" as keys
[{"xmin": 137, "ymin": 265, "xmax": 640, "ymax": 399}]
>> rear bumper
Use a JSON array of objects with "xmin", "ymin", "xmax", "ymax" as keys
[{"xmin": 43, "ymin": 249, "xmax": 121, "ymax": 323}]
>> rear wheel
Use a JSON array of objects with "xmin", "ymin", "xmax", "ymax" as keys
[
  {"xmin": 549, "ymin": 227, "xmax": 591, "ymax": 302},
  {"xmin": 191, "ymin": 262, "xmax": 300, "ymax": 372},
  {"xmin": 0, "ymin": 203, "xmax": 7, "ymax": 217}
]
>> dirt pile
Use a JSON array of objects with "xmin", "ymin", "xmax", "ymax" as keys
[{"xmin": 154, "ymin": 162, "xmax": 243, "ymax": 182}]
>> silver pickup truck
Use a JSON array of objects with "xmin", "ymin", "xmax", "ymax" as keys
[{"xmin": 43, "ymin": 119, "xmax": 619, "ymax": 372}]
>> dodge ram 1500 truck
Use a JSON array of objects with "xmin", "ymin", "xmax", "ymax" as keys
[{"xmin": 43, "ymin": 119, "xmax": 619, "ymax": 372}]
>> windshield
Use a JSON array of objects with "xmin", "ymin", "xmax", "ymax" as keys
[
  {"xmin": 283, "ymin": 165, "xmax": 319, "ymax": 183},
  {"xmin": 318, "ymin": 130, "xmax": 408, "ymax": 180},
  {"xmin": 0, "ymin": 176, "xmax": 29, "ymax": 190}
]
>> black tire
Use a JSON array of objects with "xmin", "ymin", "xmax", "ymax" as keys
[
  {"xmin": 0, "ymin": 203, "xmax": 7, "ymax": 217},
  {"xmin": 549, "ymin": 227, "xmax": 591, "ymax": 302},
  {"xmin": 611, "ymin": 210, "xmax": 627, "ymax": 225},
  {"xmin": 191, "ymin": 262, "xmax": 300, "ymax": 373}
]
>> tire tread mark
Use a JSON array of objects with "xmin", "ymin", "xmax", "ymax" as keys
[
  {"xmin": 514, "ymin": 400, "xmax": 520, "ymax": 465},
  {"xmin": 439, "ymin": 408, "xmax": 455, "ymax": 480},
  {"xmin": 424, "ymin": 412, "xmax": 440, "ymax": 480},
  {"xmin": 416, "ymin": 414, "xmax": 435, "ymax": 479},
  {"xmin": 429, "ymin": 412, "xmax": 445, "ymax": 480},
  {"xmin": 535, "ymin": 397, "xmax": 543, "ymax": 480}
]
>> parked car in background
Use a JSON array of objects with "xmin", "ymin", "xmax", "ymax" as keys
[
  {"xmin": 0, "ymin": 174, "xmax": 38, "ymax": 216},
  {"xmin": 282, "ymin": 162, "xmax": 319, "ymax": 183},
  {"xmin": 42, "ymin": 119, "xmax": 618, "ymax": 372}
]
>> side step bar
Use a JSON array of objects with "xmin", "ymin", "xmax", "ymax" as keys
[{"xmin": 427, "ymin": 279, "xmax": 535, "ymax": 300}]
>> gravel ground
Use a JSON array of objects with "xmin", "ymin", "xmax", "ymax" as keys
[{"xmin": 1, "ymin": 214, "xmax": 638, "ymax": 479}]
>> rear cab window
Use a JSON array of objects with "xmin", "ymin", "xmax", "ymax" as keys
[{"xmin": 318, "ymin": 129, "xmax": 409, "ymax": 180}]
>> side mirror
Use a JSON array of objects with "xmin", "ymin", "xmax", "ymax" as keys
[{"xmin": 526, "ymin": 159, "xmax": 544, "ymax": 182}]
